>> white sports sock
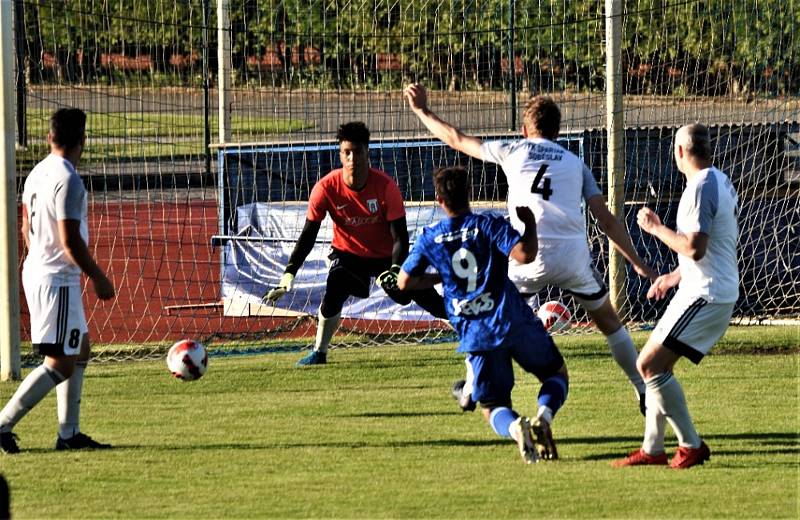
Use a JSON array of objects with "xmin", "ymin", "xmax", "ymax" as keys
[
  {"xmin": 536, "ymin": 405, "xmax": 554, "ymax": 425},
  {"xmin": 57, "ymin": 360, "xmax": 87, "ymax": 439},
  {"xmin": 606, "ymin": 327, "xmax": 646, "ymax": 394},
  {"xmin": 642, "ymin": 388, "xmax": 667, "ymax": 454},
  {"xmin": 314, "ymin": 310, "xmax": 341, "ymax": 354},
  {"xmin": 0, "ymin": 364, "xmax": 65, "ymax": 433},
  {"xmin": 646, "ymin": 372, "xmax": 701, "ymax": 448}
]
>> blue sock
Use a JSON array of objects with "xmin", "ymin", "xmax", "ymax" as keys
[
  {"xmin": 537, "ymin": 373, "xmax": 569, "ymax": 417},
  {"xmin": 489, "ymin": 407, "xmax": 518, "ymax": 438}
]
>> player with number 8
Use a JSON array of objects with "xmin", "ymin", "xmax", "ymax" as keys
[{"xmin": 0, "ymin": 109, "xmax": 116, "ymax": 455}]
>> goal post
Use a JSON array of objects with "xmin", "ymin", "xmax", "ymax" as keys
[
  {"xmin": 605, "ymin": 0, "xmax": 626, "ymax": 314},
  {"xmin": 0, "ymin": 1, "xmax": 21, "ymax": 381}
]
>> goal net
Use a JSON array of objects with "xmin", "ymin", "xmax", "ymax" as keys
[{"xmin": 7, "ymin": 0, "xmax": 799, "ymax": 362}]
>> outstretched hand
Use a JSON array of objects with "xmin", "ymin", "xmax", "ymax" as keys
[
  {"xmin": 377, "ymin": 264, "xmax": 402, "ymax": 292},
  {"xmin": 403, "ymin": 83, "xmax": 429, "ymax": 112},
  {"xmin": 263, "ymin": 272, "xmax": 295, "ymax": 303}
]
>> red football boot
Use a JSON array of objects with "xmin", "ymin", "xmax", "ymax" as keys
[
  {"xmin": 670, "ymin": 442, "xmax": 711, "ymax": 469},
  {"xmin": 612, "ymin": 448, "xmax": 669, "ymax": 467}
]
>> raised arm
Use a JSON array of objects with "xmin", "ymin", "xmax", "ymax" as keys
[
  {"xmin": 404, "ymin": 83, "xmax": 484, "ymax": 160},
  {"xmin": 588, "ymin": 195, "xmax": 658, "ymax": 280}
]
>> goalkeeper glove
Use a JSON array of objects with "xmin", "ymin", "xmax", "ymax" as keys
[
  {"xmin": 263, "ymin": 272, "xmax": 295, "ymax": 303},
  {"xmin": 377, "ymin": 264, "xmax": 402, "ymax": 291}
]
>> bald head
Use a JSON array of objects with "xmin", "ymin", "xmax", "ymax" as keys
[{"xmin": 675, "ymin": 124, "xmax": 712, "ymax": 162}]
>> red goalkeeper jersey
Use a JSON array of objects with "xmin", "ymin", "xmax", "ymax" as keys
[{"xmin": 307, "ymin": 167, "xmax": 406, "ymax": 258}]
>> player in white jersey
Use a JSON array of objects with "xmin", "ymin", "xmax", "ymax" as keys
[
  {"xmin": 404, "ymin": 84, "xmax": 657, "ymax": 415},
  {"xmin": 614, "ymin": 124, "xmax": 738, "ymax": 469},
  {"xmin": 0, "ymin": 108, "xmax": 115, "ymax": 454}
]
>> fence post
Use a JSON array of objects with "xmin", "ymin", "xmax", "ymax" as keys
[
  {"xmin": 508, "ymin": 0, "xmax": 517, "ymax": 131},
  {"xmin": 0, "ymin": 1, "xmax": 21, "ymax": 381},
  {"xmin": 217, "ymin": 0, "xmax": 231, "ymax": 144},
  {"xmin": 202, "ymin": 0, "xmax": 211, "ymax": 180},
  {"xmin": 14, "ymin": 0, "xmax": 25, "ymax": 149},
  {"xmin": 605, "ymin": 0, "xmax": 626, "ymax": 315}
]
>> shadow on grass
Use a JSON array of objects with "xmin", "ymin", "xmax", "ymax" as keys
[
  {"xmin": 580, "ymin": 431, "xmax": 798, "ymax": 461},
  {"xmin": 337, "ymin": 411, "xmax": 463, "ymax": 418}
]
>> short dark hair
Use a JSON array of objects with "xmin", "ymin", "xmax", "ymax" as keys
[
  {"xmin": 682, "ymin": 124, "xmax": 712, "ymax": 161},
  {"xmin": 433, "ymin": 166, "xmax": 470, "ymax": 211},
  {"xmin": 336, "ymin": 121, "xmax": 370, "ymax": 146},
  {"xmin": 49, "ymin": 108, "xmax": 86, "ymax": 150},
  {"xmin": 522, "ymin": 96, "xmax": 560, "ymax": 140}
]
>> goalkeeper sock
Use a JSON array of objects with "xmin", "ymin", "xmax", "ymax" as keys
[
  {"xmin": 606, "ymin": 327, "xmax": 646, "ymax": 395},
  {"xmin": 314, "ymin": 310, "xmax": 341, "ymax": 354},
  {"xmin": 489, "ymin": 407, "xmax": 518, "ymax": 439},
  {"xmin": 0, "ymin": 364, "xmax": 65, "ymax": 433}
]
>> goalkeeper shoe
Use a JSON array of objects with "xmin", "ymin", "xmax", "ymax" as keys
[
  {"xmin": 55, "ymin": 432, "xmax": 112, "ymax": 451},
  {"xmin": 450, "ymin": 379, "xmax": 476, "ymax": 412},
  {"xmin": 531, "ymin": 417, "xmax": 558, "ymax": 460},
  {"xmin": 296, "ymin": 350, "xmax": 327, "ymax": 366},
  {"xmin": 670, "ymin": 442, "xmax": 710, "ymax": 469},
  {"xmin": 0, "ymin": 432, "xmax": 20, "ymax": 454},
  {"xmin": 510, "ymin": 416, "xmax": 538, "ymax": 464},
  {"xmin": 612, "ymin": 448, "xmax": 668, "ymax": 467}
]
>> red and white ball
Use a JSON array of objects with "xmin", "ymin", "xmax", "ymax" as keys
[
  {"xmin": 167, "ymin": 339, "xmax": 208, "ymax": 381},
  {"xmin": 537, "ymin": 301, "xmax": 572, "ymax": 333}
]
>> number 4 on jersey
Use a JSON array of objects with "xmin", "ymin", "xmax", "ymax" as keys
[{"xmin": 530, "ymin": 164, "xmax": 553, "ymax": 200}]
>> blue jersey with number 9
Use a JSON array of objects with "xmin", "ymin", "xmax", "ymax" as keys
[{"xmin": 402, "ymin": 211, "xmax": 537, "ymax": 352}]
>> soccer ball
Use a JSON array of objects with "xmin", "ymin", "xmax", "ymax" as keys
[
  {"xmin": 537, "ymin": 300, "xmax": 572, "ymax": 333},
  {"xmin": 166, "ymin": 339, "xmax": 208, "ymax": 381}
]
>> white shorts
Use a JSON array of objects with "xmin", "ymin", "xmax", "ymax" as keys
[
  {"xmin": 651, "ymin": 292, "xmax": 734, "ymax": 364},
  {"xmin": 24, "ymin": 283, "xmax": 87, "ymax": 356},
  {"xmin": 508, "ymin": 238, "xmax": 608, "ymax": 311}
]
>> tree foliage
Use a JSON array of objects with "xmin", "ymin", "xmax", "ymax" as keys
[{"xmin": 20, "ymin": 0, "xmax": 800, "ymax": 95}]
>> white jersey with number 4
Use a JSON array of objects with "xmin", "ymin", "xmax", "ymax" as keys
[
  {"xmin": 481, "ymin": 137, "xmax": 601, "ymax": 240},
  {"xmin": 676, "ymin": 166, "xmax": 739, "ymax": 303},
  {"xmin": 22, "ymin": 153, "xmax": 88, "ymax": 287}
]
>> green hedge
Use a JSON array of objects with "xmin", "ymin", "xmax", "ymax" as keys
[{"xmin": 20, "ymin": 0, "xmax": 800, "ymax": 95}]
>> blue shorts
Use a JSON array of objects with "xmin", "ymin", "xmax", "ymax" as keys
[{"xmin": 466, "ymin": 317, "xmax": 564, "ymax": 409}]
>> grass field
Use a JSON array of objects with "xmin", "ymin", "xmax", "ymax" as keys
[{"xmin": 1, "ymin": 329, "xmax": 798, "ymax": 519}]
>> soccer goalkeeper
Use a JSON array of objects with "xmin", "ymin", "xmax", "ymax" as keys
[{"xmin": 264, "ymin": 121, "xmax": 446, "ymax": 366}]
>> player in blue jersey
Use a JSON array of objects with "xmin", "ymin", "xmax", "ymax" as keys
[
  {"xmin": 405, "ymin": 84, "xmax": 657, "ymax": 417},
  {"xmin": 397, "ymin": 166, "xmax": 569, "ymax": 464}
]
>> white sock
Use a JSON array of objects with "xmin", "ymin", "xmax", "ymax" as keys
[
  {"xmin": 536, "ymin": 405, "xmax": 554, "ymax": 425},
  {"xmin": 642, "ymin": 388, "xmax": 667, "ymax": 454},
  {"xmin": 57, "ymin": 360, "xmax": 87, "ymax": 439},
  {"xmin": 0, "ymin": 364, "xmax": 65, "ymax": 433},
  {"xmin": 606, "ymin": 327, "xmax": 646, "ymax": 394},
  {"xmin": 646, "ymin": 372, "xmax": 701, "ymax": 448},
  {"xmin": 314, "ymin": 310, "xmax": 341, "ymax": 354}
]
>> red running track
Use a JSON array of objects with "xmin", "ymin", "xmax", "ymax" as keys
[{"xmin": 18, "ymin": 200, "xmax": 444, "ymax": 345}]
